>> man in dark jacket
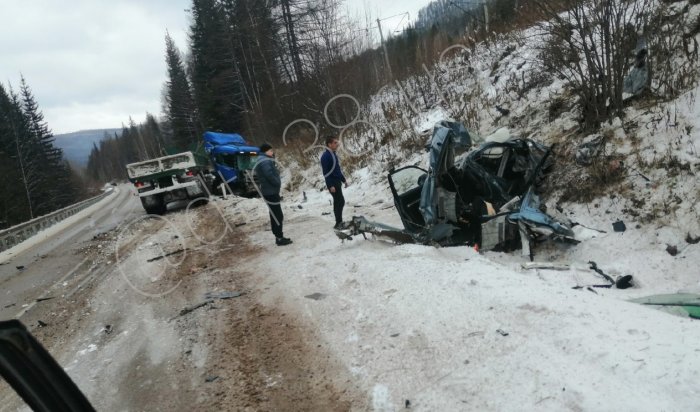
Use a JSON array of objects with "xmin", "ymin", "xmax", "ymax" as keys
[
  {"xmin": 320, "ymin": 136, "xmax": 348, "ymax": 229},
  {"xmin": 254, "ymin": 143, "xmax": 292, "ymax": 246}
]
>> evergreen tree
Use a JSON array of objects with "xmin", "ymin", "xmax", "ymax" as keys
[
  {"xmin": 19, "ymin": 76, "xmax": 77, "ymax": 214},
  {"xmin": 7, "ymin": 85, "xmax": 39, "ymax": 219},
  {"xmin": 0, "ymin": 78, "xmax": 82, "ymax": 226},
  {"xmin": 0, "ymin": 84, "xmax": 32, "ymax": 226},
  {"xmin": 164, "ymin": 32, "xmax": 201, "ymax": 150},
  {"xmin": 189, "ymin": 0, "xmax": 245, "ymax": 132}
]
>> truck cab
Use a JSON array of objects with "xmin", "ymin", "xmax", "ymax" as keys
[{"xmin": 203, "ymin": 132, "xmax": 260, "ymax": 196}]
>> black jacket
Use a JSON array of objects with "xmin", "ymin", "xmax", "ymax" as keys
[{"xmin": 254, "ymin": 154, "xmax": 281, "ymax": 196}]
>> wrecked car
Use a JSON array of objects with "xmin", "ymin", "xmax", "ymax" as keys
[{"xmin": 337, "ymin": 120, "xmax": 576, "ymax": 258}]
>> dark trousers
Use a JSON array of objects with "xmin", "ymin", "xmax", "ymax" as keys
[
  {"xmin": 330, "ymin": 183, "xmax": 345, "ymax": 224},
  {"xmin": 263, "ymin": 194, "xmax": 283, "ymax": 238}
]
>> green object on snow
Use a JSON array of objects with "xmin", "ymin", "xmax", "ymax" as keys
[{"xmin": 630, "ymin": 293, "xmax": 700, "ymax": 319}]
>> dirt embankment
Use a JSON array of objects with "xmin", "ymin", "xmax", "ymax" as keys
[{"xmin": 1, "ymin": 204, "xmax": 365, "ymax": 411}]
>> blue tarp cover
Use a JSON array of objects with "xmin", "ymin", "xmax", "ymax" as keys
[{"xmin": 203, "ymin": 131, "xmax": 247, "ymax": 146}]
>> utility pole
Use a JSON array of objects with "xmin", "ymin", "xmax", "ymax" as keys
[{"xmin": 376, "ymin": 18, "xmax": 394, "ymax": 83}]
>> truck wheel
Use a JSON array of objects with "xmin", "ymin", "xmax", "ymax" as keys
[
  {"xmin": 190, "ymin": 197, "xmax": 209, "ymax": 207},
  {"xmin": 141, "ymin": 195, "xmax": 166, "ymax": 215}
]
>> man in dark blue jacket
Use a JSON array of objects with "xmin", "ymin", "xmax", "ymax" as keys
[
  {"xmin": 320, "ymin": 136, "xmax": 348, "ymax": 229},
  {"xmin": 254, "ymin": 143, "xmax": 292, "ymax": 246}
]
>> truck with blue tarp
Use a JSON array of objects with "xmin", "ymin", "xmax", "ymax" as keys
[{"xmin": 203, "ymin": 131, "xmax": 260, "ymax": 197}]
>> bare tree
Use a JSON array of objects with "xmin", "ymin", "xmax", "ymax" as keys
[{"xmin": 533, "ymin": 0, "xmax": 653, "ymax": 130}]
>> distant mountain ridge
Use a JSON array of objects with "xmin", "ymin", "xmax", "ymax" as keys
[{"xmin": 54, "ymin": 128, "xmax": 122, "ymax": 168}]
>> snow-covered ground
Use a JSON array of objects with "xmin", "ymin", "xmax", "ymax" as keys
[
  {"xmin": 217, "ymin": 3, "xmax": 700, "ymax": 408},
  {"xmin": 220, "ymin": 161, "xmax": 699, "ymax": 410}
]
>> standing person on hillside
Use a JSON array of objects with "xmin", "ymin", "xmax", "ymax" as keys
[
  {"xmin": 320, "ymin": 136, "xmax": 348, "ymax": 229},
  {"xmin": 254, "ymin": 143, "xmax": 292, "ymax": 246}
]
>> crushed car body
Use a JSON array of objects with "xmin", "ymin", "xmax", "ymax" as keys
[{"xmin": 337, "ymin": 120, "xmax": 576, "ymax": 258}]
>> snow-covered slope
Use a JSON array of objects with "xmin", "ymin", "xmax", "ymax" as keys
[{"xmin": 245, "ymin": 2, "xmax": 700, "ymax": 410}]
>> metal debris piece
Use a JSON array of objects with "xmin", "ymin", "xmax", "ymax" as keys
[
  {"xmin": 612, "ymin": 220, "xmax": 626, "ymax": 232},
  {"xmin": 304, "ymin": 293, "xmax": 327, "ymax": 301},
  {"xmin": 521, "ymin": 262, "xmax": 570, "ymax": 271},
  {"xmin": 203, "ymin": 291, "xmax": 244, "ymax": 300},
  {"xmin": 175, "ymin": 301, "xmax": 212, "ymax": 318},
  {"xmin": 147, "ymin": 248, "xmax": 186, "ymax": 262}
]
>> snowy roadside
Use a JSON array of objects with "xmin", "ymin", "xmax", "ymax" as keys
[{"xmin": 223, "ymin": 165, "xmax": 700, "ymax": 411}]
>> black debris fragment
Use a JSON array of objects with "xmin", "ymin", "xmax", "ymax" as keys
[
  {"xmin": 322, "ymin": 212, "xmax": 331, "ymax": 216},
  {"xmin": 205, "ymin": 376, "xmax": 219, "ymax": 383},
  {"xmin": 104, "ymin": 325, "xmax": 112, "ymax": 334},
  {"xmin": 36, "ymin": 297, "xmax": 55, "ymax": 302},
  {"xmin": 612, "ymin": 220, "xmax": 626, "ymax": 232},
  {"xmin": 615, "ymin": 275, "xmax": 634, "ymax": 289},
  {"xmin": 686, "ymin": 233, "xmax": 700, "ymax": 244},
  {"xmin": 666, "ymin": 245, "xmax": 678, "ymax": 256},
  {"xmin": 587, "ymin": 261, "xmax": 615, "ymax": 287},
  {"xmin": 304, "ymin": 293, "xmax": 327, "ymax": 301},
  {"xmin": 235, "ymin": 222, "xmax": 247, "ymax": 227},
  {"xmin": 3, "ymin": 303, "xmax": 16, "ymax": 309},
  {"xmin": 175, "ymin": 301, "xmax": 212, "ymax": 318},
  {"xmin": 297, "ymin": 205, "xmax": 303, "ymax": 209},
  {"xmin": 37, "ymin": 320, "xmax": 47, "ymax": 328},
  {"xmin": 496, "ymin": 329, "xmax": 509, "ymax": 336},
  {"xmin": 390, "ymin": 333, "xmax": 400, "ymax": 338},
  {"xmin": 405, "ymin": 399, "xmax": 411, "ymax": 409},
  {"xmin": 16, "ymin": 266, "xmax": 25, "ymax": 271},
  {"xmin": 147, "ymin": 248, "xmax": 186, "ymax": 262},
  {"xmin": 586, "ymin": 287, "xmax": 598, "ymax": 294},
  {"xmin": 495, "ymin": 105, "xmax": 510, "ymax": 116}
]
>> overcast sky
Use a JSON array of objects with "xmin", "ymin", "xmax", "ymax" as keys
[{"xmin": 0, "ymin": 0, "xmax": 430, "ymax": 135}]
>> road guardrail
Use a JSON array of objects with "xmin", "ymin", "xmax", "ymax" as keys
[{"xmin": 0, "ymin": 190, "xmax": 114, "ymax": 253}]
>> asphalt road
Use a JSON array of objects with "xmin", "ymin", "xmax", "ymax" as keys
[{"xmin": 0, "ymin": 185, "xmax": 142, "ymax": 320}]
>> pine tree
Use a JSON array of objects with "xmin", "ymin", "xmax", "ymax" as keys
[
  {"xmin": 6, "ymin": 85, "xmax": 40, "ymax": 219},
  {"xmin": 164, "ymin": 32, "xmax": 201, "ymax": 150},
  {"xmin": 189, "ymin": 0, "xmax": 245, "ymax": 132},
  {"xmin": 19, "ymin": 76, "xmax": 77, "ymax": 214},
  {"xmin": 0, "ymin": 83, "xmax": 32, "ymax": 226}
]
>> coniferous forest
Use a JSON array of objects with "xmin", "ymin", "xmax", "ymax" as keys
[
  {"xmin": 85, "ymin": 0, "xmax": 523, "ymax": 183},
  {"xmin": 0, "ymin": 79, "xmax": 85, "ymax": 229}
]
